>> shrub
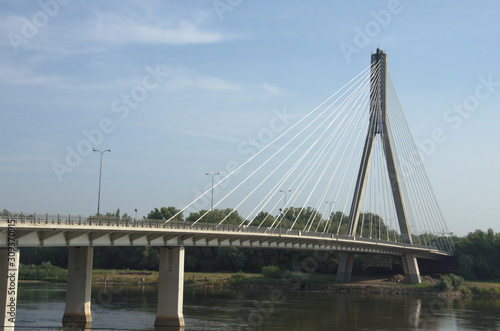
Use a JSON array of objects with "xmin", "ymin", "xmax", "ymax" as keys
[
  {"xmin": 437, "ymin": 273, "xmax": 466, "ymax": 292},
  {"xmin": 261, "ymin": 265, "xmax": 281, "ymax": 279},
  {"xmin": 449, "ymin": 273, "xmax": 465, "ymax": 289},
  {"xmin": 437, "ymin": 275, "xmax": 453, "ymax": 291}
]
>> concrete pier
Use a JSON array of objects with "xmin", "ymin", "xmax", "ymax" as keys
[
  {"xmin": 155, "ymin": 246, "xmax": 185, "ymax": 328},
  {"xmin": 402, "ymin": 253, "xmax": 422, "ymax": 285},
  {"xmin": 336, "ymin": 253, "xmax": 354, "ymax": 283},
  {"xmin": 62, "ymin": 246, "xmax": 93, "ymax": 328},
  {"xmin": 0, "ymin": 248, "xmax": 19, "ymax": 330}
]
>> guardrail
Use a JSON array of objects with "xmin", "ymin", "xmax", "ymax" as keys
[{"xmin": 0, "ymin": 212, "xmax": 447, "ymax": 253}]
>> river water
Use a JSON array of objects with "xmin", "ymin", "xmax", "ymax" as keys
[{"xmin": 15, "ymin": 282, "xmax": 500, "ymax": 330}]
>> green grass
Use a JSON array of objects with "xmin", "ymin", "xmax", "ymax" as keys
[{"xmin": 20, "ymin": 262, "xmax": 67, "ymax": 282}]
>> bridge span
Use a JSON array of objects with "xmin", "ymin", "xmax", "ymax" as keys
[
  {"xmin": 3, "ymin": 213, "xmax": 448, "ymax": 257},
  {"xmin": 0, "ymin": 212, "xmax": 450, "ymax": 329}
]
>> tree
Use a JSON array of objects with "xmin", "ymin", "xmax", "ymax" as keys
[
  {"xmin": 121, "ymin": 213, "xmax": 132, "ymax": 222},
  {"xmin": 147, "ymin": 207, "xmax": 183, "ymax": 222},
  {"xmin": 454, "ymin": 229, "xmax": 500, "ymax": 280},
  {"xmin": 276, "ymin": 207, "xmax": 323, "ymax": 231},
  {"xmin": 186, "ymin": 208, "xmax": 243, "ymax": 225},
  {"xmin": 252, "ymin": 211, "xmax": 275, "ymax": 227}
]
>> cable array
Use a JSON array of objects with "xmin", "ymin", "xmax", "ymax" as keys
[{"xmin": 166, "ymin": 62, "xmax": 454, "ymax": 253}]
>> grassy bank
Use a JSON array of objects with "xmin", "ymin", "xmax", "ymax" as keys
[{"xmin": 18, "ymin": 264, "xmax": 500, "ymax": 297}]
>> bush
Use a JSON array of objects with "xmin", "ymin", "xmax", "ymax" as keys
[
  {"xmin": 437, "ymin": 273, "xmax": 466, "ymax": 292},
  {"xmin": 261, "ymin": 265, "xmax": 281, "ymax": 279},
  {"xmin": 449, "ymin": 273, "xmax": 465, "ymax": 289},
  {"xmin": 438, "ymin": 275, "xmax": 453, "ymax": 291}
]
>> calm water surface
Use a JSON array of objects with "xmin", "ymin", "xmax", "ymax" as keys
[{"xmin": 15, "ymin": 282, "xmax": 500, "ymax": 330}]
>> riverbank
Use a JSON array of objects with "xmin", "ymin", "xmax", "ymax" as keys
[
  {"xmin": 19, "ymin": 264, "xmax": 500, "ymax": 297},
  {"xmin": 91, "ymin": 270, "xmax": 500, "ymax": 297}
]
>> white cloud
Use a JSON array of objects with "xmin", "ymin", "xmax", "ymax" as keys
[
  {"xmin": 261, "ymin": 83, "xmax": 284, "ymax": 95},
  {"xmin": 165, "ymin": 67, "xmax": 241, "ymax": 91},
  {"xmin": 0, "ymin": 64, "xmax": 67, "ymax": 87},
  {"xmin": 88, "ymin": 12, "xmax": 234, "ymax": 45},
  {"xmin": 166, "ymin": 128, "xmax": 243, "ymax": 144}
]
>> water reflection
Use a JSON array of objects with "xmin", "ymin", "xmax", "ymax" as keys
[
  {"xmin": 154, "ymin": 327, "xmax": 184, "ymax": 331},
  {"xmin": 61, "ymin": 322, "xmax": 91, "ymax": 331},
  {"xmin": 14, "ymin": 283, "xmax": 500, "ymax": 330}
]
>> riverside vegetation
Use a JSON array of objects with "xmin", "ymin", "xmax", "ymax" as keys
[{"xmin": 18, "ymin": 262, "xmax": 500, "ymax": 297}]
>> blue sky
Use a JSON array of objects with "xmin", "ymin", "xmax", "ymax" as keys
[{"xmin": 1, "ymin": 0, "xmax": 499, "ymax": 236}]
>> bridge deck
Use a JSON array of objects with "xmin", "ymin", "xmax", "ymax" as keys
[{"xmin": 0, "ymin": 213, "xmax": 450, "ymax": 259}]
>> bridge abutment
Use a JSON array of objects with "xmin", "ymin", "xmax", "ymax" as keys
[
  {"xmin": 155, "ymin": 246, "xmax": 185, "ymax": 328},
  {"xmin": 0, "ymin": 248, "xmax": 19, "ymax": 329},
  {"xmin": 336, "ymin": 253, "xmax": 354, "ymax": 283},
  {"xmin": 62, "ymin": 246, "xmax": 93, "ymax": 328}
]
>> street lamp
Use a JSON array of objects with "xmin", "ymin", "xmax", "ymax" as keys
[
  {"xmin": 206, "ymin": 171, "xmax": 220, "ymax": 214},
  {"xmin": 279, "ymin": 189, "xmax": 291, "ymax": 208},
  {"xmin": 93, "ymin": 147, "xmax": 111, "ymax": 222}
]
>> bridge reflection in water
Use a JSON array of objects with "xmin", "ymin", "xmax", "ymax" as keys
[{"xmin": 14, "ymin": 283, "xmax": 500, "ymax": 331}]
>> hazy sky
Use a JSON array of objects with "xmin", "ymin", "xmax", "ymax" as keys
[{"xmin": 1, "ymin": 1, "xmax": 499, "ymax": 236}]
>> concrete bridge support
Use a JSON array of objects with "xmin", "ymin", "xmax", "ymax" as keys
[
  {"xmin": 402, "ymin": 254, "xmax": 421, "ymax": 285},
  {"xmin": 155, "ymin": 246, "xmax": 185, "ymax": 328},
  {"xmin": 0, "ymin": 248, "xmax": 19, "ymax": 330},
  {"xmin": 336, "ymin": 252, "xmax": 422, "ymax": 285},
  {"xmin": 62, "ymin": 246, "xmax": 93, "ymax": 328},
  {"xmin": 336, "ymin": 253, "xmax": 354, "ymax": 283}
]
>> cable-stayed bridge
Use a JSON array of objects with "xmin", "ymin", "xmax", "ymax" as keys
[{"xmin": 0, "ymin": 49, "xmax": 454, "ymax": 329}]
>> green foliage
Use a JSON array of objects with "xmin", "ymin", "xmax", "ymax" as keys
[
  {"xmin": 229, "ymin": 271, "xmax": 247, "ymax": 285},
  {"xmin": 253, "ymin": 211, "xmax": 275, "ymax": 227},
  {"xmin": 449, "ymin": 273, "xmax": 465, "ymax": 289},
  {"xmin": 454, "ymin": 229, "xmax": 500, "ymax": 280},
  {"xmin": 470, "ymin": 286, "xmax": 500, "ymax": 295},
  {"xmin": 437, "ymin": 273, "xmax": 465, "ymax": 292},
  {"xmin": 186, "ymin": 208, "xmax": 243, "ymax": 225},
  {"xmin": 278, "ymin": 207, "xmax": 323, "ymax": 231},
  {"xmin": 20, "ymin": 262, "xmax": 67, "ymax": 282},
  {"xmin": 437, "ymin": 275, "xmax": 453, "ymax": 291},
  {"xmin": 261, "ymin": 265, "xmax": 281, "ymax": 279},
  {"xmin": 148, "ymin": 206, "xmax": 183, "ymax": 221}
]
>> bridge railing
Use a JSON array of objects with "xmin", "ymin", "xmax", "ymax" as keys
[
  {"xmin": 0, "ymin": 212, "xmax": 445, "ymax": 253},
  {"xmin": 0, "ymin": 211, "xmax": 345, "ymax": 236}
]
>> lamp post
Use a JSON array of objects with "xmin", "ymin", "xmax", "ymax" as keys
[
  {"xmin": 93, "ymin": 147, "xmax": 111, "ymax": 223},
  {"xmin": 206, "ymin": 171, "xmax": 220, "ymax": 219},
  {"xmin": 279, "ymin": 189, "xmax": 291, "ymax": 234}
]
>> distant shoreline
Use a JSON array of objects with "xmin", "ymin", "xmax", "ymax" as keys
[{"xmin": 19, "ymin": 268, "xmax": 500, "ymax": 297}]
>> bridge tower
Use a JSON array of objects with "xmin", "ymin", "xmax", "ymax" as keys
[{"xmin": 336, "ymin": 49, "xmax": 421, "ymax": 285}]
